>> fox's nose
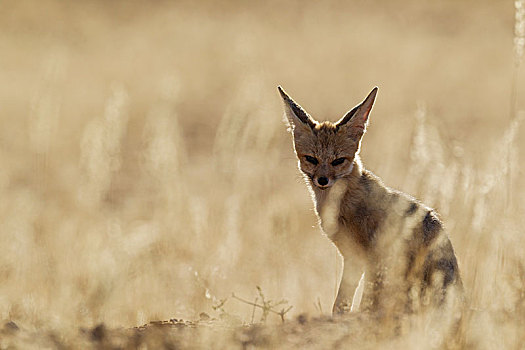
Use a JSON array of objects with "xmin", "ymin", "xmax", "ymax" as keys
[{"xmin": 317, "ymin": 177, "xmax": 329, "ymax": 186}]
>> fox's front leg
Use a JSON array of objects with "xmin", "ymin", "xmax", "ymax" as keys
[{"xmin": 333, "ymin": 260, "xmax": 364, "ymax": 315}]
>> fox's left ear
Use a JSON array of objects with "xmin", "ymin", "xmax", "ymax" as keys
[
  {"xmin": 336, "ymin": 87, "xmax": 378, "ymax": 140},
  {"xmin": 277, "ymin": 86, "xmax": 317, "ymax": 132}
]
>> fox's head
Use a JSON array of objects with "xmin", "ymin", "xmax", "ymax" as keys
[{"xmin": 278, "ymin": 86, "xmax": 377, "ymax": 190}]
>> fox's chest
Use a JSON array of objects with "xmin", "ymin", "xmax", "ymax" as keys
[{"xmin": 313, "ymin": 185, "xmax": 369, "ymax": 261}]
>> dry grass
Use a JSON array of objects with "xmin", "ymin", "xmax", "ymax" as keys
[{"xmin": 0, "ymin": 0, "xmax": 524, "ymax": 348}]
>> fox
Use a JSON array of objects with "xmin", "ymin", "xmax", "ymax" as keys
[{"xmin": 278, "ymin": 86, "xmax": 463, "ymax": 321}]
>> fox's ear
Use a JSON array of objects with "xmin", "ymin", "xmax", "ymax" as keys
[
  {"xmin": 277, "ymin": 86, "xmax": 317, "ymax": 132},
  {"xmin": 336, "ymin": 87, "xmax": 378, "ymax": 140}
]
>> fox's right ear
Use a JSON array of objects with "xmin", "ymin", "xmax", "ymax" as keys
[
  {"xmin": 277, "ymin": 86, "xmax": 317, "ymax": 133},
  {"xmin": 335, "ymin": 87, "xmax": 378, "ymax": 141}
]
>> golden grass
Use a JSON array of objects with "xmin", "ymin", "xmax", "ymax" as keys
[{"xmin": 0, "ymin": 0, "xmax": 524, "ymax": 347}]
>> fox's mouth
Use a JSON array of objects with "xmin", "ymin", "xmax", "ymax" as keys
[{"xmin": 313, "ymin": 180, "xmax": 333, "ymax": 190}]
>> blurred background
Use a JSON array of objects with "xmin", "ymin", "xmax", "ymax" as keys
[{"xmin": 0, "ymin": 0, "xmax": 524, "ymax": 344}]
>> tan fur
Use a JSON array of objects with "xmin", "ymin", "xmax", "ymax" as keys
[{"xmin": 278, "ymin": 86, "xmax": 464, "ymax": 323}]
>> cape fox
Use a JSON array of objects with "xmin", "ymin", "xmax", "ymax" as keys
[{"xmin": 278, "ymin": 86, "xmax": 463, "ymax": 318}]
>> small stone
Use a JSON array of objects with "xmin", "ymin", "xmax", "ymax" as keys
[
  {"xmin": 91, "ymin": 323, "xmax": 106, "ymax": 341},
  {"xmin": 296, "ymin": 313, "xmax": 308, "ymax": 325}
]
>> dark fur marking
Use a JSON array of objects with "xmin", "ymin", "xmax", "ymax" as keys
[
  {"xmin": 435, "ymin": 258, "xmax": 456, "ymax": 288},
  {"xmin": 422, "ymin": 211, "xmax": 441, "ymax": 245},
  {"xmin": 404, "ymin": 250, "xmax": 416, "ymax": 279},
  {"xmin": 421, "ymin": 254, "xmax": 433, "ymax": 286},
  {"xmin": 419, "ymin": 252, "xmax": 458, "ymax": 306},
  {"xmin": 405, "ymin": 202, "xmax": 418, "ymax": 216},
  {"xmin": 354, "ymin": 203, "xmax": 382, "ymax": 243}
]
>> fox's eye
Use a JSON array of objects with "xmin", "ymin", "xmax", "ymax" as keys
[
  {"xmin": 331, "ymin": 157, "xmax": 346, "ymax": 166},
  {"xmin": 304, "ymin": 155, "xmax": 319, "ymax": 165}
]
